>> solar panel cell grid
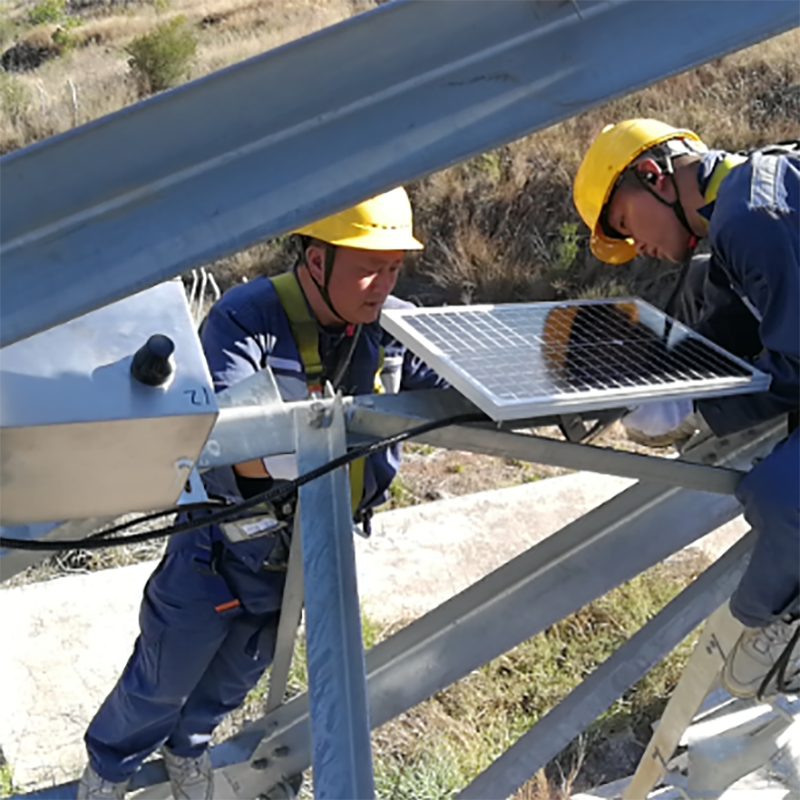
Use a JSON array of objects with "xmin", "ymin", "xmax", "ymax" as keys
[{"xmin": 381, "ymin": 300, "xmax": 769, "ymax": 421}]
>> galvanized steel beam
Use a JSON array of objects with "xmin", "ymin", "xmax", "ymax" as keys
[
  {"xmin": 265, "ymin": 514, "xmax": 305, "ymax": 715},
  {"xmin": 2, "ymin": 0, "xmax": 797, "ymax": 346},
  {"xmin": 18, "ymin": 421, "xmax": 783, "ymax": 799},
  {"xmin": 346, "ymin": 392, "xmax": 746, "ymax": 495},
  {"xmin": 219, "ymin": 420, "xmax": 784, "ymax": 797},
  {"xmin": 456, "ymin": 531, "xmax": 756, "ymax": 799},
  {"xmin": 294, "ymin": 397, "xmax": 375, "ymax": 799}
]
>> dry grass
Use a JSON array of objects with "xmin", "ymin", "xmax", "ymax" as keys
[
  {"xmin": 402, "ymin": 27, "xmax": 800, "ymax": 307},
  {"xmin": 0, "ymin": 0, "xmax": 369, "ymax": 153},
  {"xmin": 1, "ymin": 4, "xmax": 796, "ymax": 303}
]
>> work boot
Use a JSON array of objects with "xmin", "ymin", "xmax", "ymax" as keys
[
  {"xmin": 721, "ymin": 614, "xmax": 800, "ymax": 699},
  {"xmin": 76, "ymin": 764, "xmax": 129, "ymax": 799},
  {"xmin": 160, "ymin": 747, "xmax": 214, "ymax": 800}
]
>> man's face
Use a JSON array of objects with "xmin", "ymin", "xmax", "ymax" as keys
[
  {"xmin": 321, "ymin": 246, "xmax": 404, "ymax": 324},
  {"xmin": 605, "ymin": 177, "xmax": 692, "ymax": 263}
]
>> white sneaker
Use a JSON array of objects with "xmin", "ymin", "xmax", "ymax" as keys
[
  {"xmin": 721, "ymin": 615, "xmax": 800, "ymax": 699},
  {"xmin": 160, "ymin": 747, "xmax": 214, "ymax": 800},
  {"xmin": 76, "ymin": 764, "xmax": 129, "ymax": 799}
]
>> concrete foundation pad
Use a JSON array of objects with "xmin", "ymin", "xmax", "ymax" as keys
[{"xmin": 0, "ymin": 471, "xmax": 748, "ymax": 792}]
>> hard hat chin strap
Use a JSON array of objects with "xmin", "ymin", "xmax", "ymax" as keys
[
  {"xmin": 301, "ymin": 241, "xmax": 351, "ymax": 326},
  {"xmin": 634, "ymin": 156, "xmax": 698, "ymax": 247}
]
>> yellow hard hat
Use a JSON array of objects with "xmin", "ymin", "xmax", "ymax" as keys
[
  {"xmin": 573, "ymin": 119, "xmax": 704, "ymax": 264},
  {"xmin": 291, "ymin": 187, "xmax": 423, "ymax": 251}
]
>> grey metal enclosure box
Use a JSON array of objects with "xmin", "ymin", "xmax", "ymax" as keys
[{"xmin": 0, "ymin": 281, "xmax": 218, "ymax": 524}]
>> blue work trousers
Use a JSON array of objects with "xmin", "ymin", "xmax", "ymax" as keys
[
  {"xmin": 730, "ymin": 427, "xmax": 800, "ymax": 628},
  {"xmin": 85, "ymin": 537, "xmax": 284, "ymax": 784},
  {"xmin": 674, "ymin": 256, "xmax": 799, "ymax": 628}
]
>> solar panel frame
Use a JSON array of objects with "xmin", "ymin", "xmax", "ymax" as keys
[{"xmin": 381, "ymin": 299, "xmax": 771, "ymax": 422}]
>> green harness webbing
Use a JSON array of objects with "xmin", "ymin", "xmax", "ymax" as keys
[
  {"xmin": 704, "ymin": 153, "xmax": 747, "ymax": 204},
  {"xmin": 271, "ymin": 272, "xmax": 326, "ymax": 394},
  {"xmin": 271, "ymin": 271, "xmax": 374, "ymax": 513}
]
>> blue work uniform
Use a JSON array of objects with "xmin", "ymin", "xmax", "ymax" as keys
[
  {"xmin": 692, "ymin": 149, "xmax": 800, "ymax": 628},
  {"xmin": 85, "ymin": 273, "xmax": 444, "ymax": 784}
]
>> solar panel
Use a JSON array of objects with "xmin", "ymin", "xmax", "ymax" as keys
[{"xmin": 381, "ymin": 299, "xmax": 770, "ymax": 422}]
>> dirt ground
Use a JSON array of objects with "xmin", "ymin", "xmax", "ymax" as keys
[{"xmin": 387, "ymin": 444, "xmax": 566, "ymax": 506}]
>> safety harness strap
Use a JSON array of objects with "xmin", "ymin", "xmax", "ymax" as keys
[
  {"xmin": 704, "ymin": 154, "xmax": 747, "ymax": 204},
  {"xmin": 271, "ymin": 270, "xmax": 368, "ymax": 513},
  {"xmin": 271, "ymin": 272, "xmax": 324, "ymax": 393}
]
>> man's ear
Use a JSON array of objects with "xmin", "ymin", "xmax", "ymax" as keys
[
  {"xmin": 634, "ymin": 158, "xmax": 665, "ymax": 189},
  {"xmin": 304, "ymin": 244, "xmax": 326, "ymax": 283}
]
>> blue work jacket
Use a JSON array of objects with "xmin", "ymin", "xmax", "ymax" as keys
[
  {"xmin": 694, "ymin": 149, "xmax": 800, "ymax": 436},
  {"xmin": 184, "ymin": 272, "xmax": 445, "ymax": 573}
]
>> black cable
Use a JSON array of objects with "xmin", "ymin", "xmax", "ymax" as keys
[
  {"xmin": 662, "ymin": 249, "xmax": 695, "ymax": 322},
  {"xmin": 85, "ymin": 500, "xmax": 231, "ymax": 541},
  {"xmin": 757, "ymin": 622, "xmax": 800, "ymax": 700},
  {"xmin": 327, "ymin": 324, "xmax": 362, "ymax": 391},
  {"xmin": 0, "ymin": 412, "xmax": 485, "ymax": 552}
]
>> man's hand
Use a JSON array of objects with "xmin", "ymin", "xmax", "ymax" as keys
[{"xmin": 622, "ymin": 399, "xmax": 705, "ymax": 448}]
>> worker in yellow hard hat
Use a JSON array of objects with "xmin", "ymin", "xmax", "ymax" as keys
[
  {"xmin": 574, "ymin": 119, "xmax": 708, "ymax": 265},
  {"xmin": 292, "ymin": 186, "xmax": 423, "ymax": 327},
  {"xmin": 574, "ymin": 120, "xmax": 800, "ymax": 703},
  {"xmin": 79, "ymin": 189, "xmax": 445, "ymax": 800}
]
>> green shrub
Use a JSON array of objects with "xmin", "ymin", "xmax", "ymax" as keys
[
  {"xmin": 555, "ymin": 221, "xmax": 580, "ymax": 272},
  {"xmin": 125, "ymin": 15, "xmax": 198, "ymax": 95},
  {"xmin": 28, "ymin": 0, "xmax": 67, "ymax": 26},
  {"xmin": 51, "ymin": 26, "xmax": 75, "ymax": 54}
]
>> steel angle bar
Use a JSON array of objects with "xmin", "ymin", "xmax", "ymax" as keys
[
  {"xmin": 9, "ymin": 735, "xmax": 258, "ymax": 800},
  {"xmin": 456, "ymin": 531, "xmax": 756, "ymax": 800},
  {"xmin": 3, "ymin": 2, "xmax": 797, "ymax": 346},
  {"xmin": 199, "ymin": 367, "xmax": 333, "ymax": 469},
  {"xmin": 421, "ymin": 426, "xmax": 744, "ymax": 494},
  {"xmin": 347, "ymin": 387, "xmax": 486, "ymax": 427},
  {"xmin": 346, "ymin": 388, "xmax": 601, "ymax": 434},
  {"xmin": 198, "ymin": 368, "xmax": 295, "ymax": 469},
  {"xmin": 266, "ymin": 514, "xmax": 305, "ymax": 714},
  {"xmin": 216, "ymin": 364, "xmax": 285, "ymax": 410},
  {"xmin": 294, "ymin": 397, "xmax": 374, "ymax": 799},
  {"xmin": 222, "ymin": 421, "xmax": 784, "ymax": 797},
  {"xmin": 197, "ymin": 403, "xmax": 296, "ymax": 470},
  {"xmin": 346, "ymin": 399, "xmax": 744, "ymax": 495}
]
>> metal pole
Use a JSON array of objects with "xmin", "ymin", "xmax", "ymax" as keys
[
  {"xmin": 347, "ymin": 397, "xmax": 745, "ymax": 495},
  {"xmin": 294, "ymin": 397, "xmax": 375, "ymax": 799},
  {"xmin": 226, "ymin": 421, "xmax": 784, "ymax": 798}
]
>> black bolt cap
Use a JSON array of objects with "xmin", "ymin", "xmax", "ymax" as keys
[{"xmin": 131, "ymin": 334, "xmax": 175, "ymax": 386}]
